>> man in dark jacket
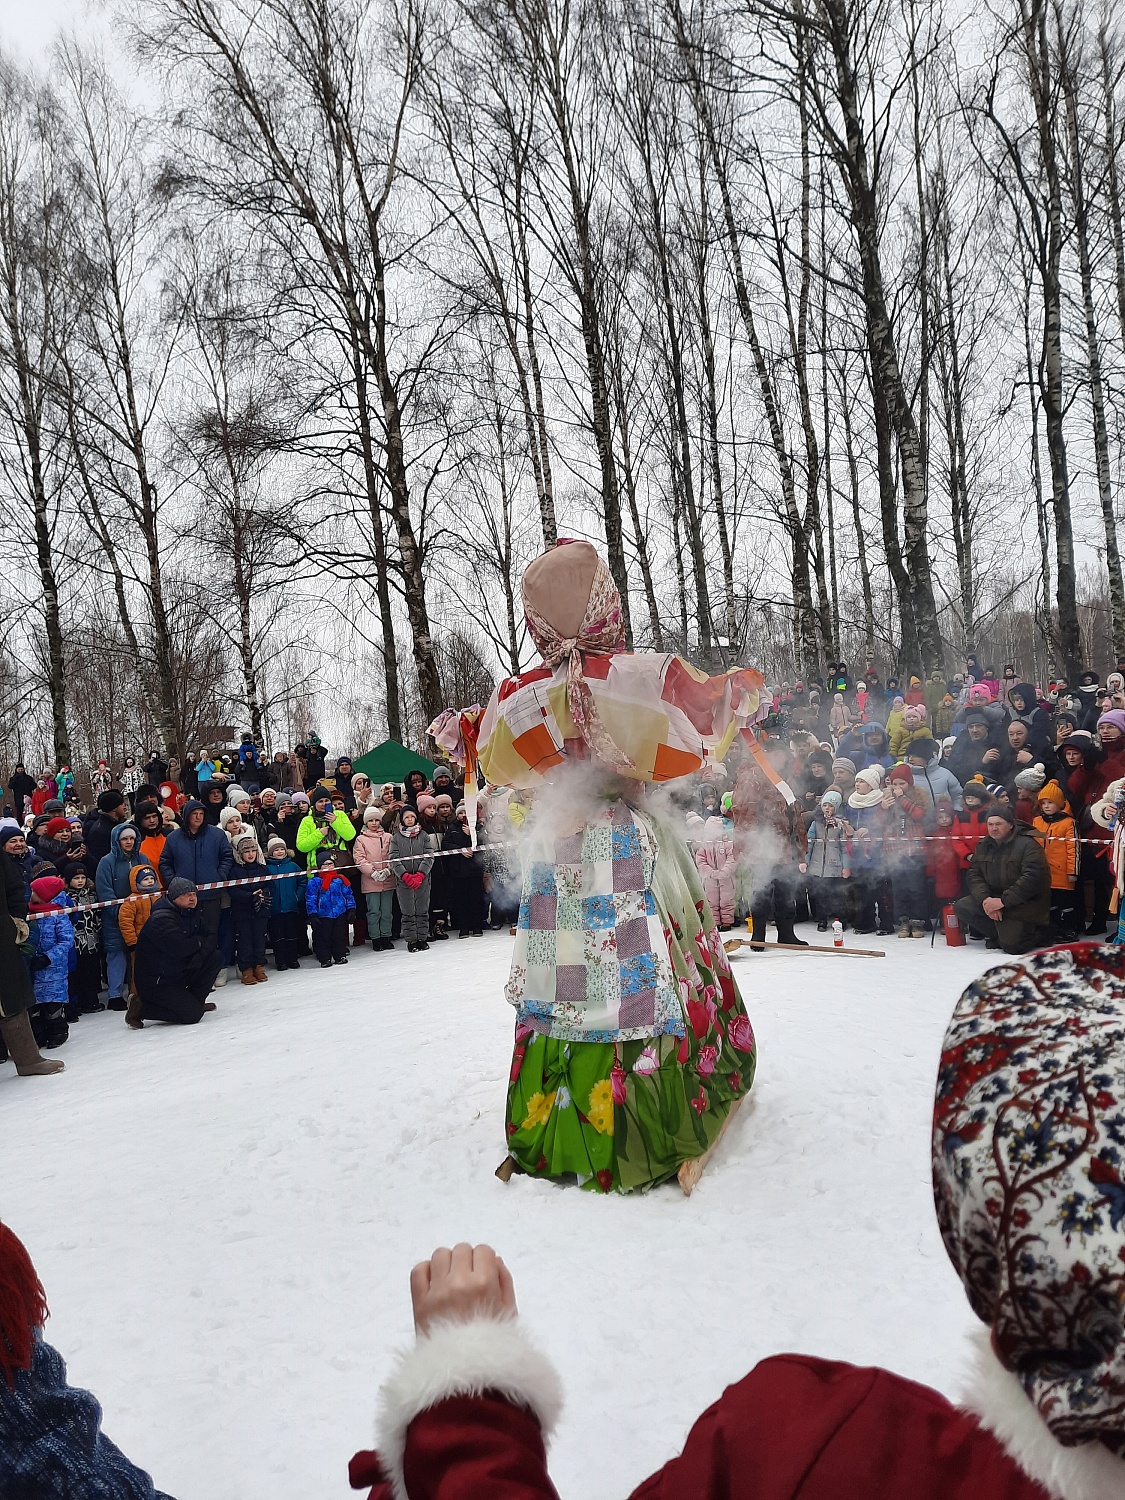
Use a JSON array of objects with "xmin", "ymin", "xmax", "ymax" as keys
[
  {"xmin": 142, "ymin": 749, "xmax": 168, "ymax": 786},
  {"xmin": 6, "ymin": 763, "xmax": 35, "ymax": 819},
  {"xmin": 991, "ymin": 720, "xmax": 1059, "ymax": 785},
  {"xmin": 159, "ymin": 799, "xmax": 234, "ymax": 943},
  {"xmin": 198, "ymin": 781, "xmax": 228, "ymax": 827},
  {"xmin": 131, "ymin": 879, "xmax": 221, "ymax": 1026},
  {"xmin": 946, "ymin": 711, "xmax": 999, "ymax": 786},
  {"xmin": 954, "ymin": 807, "xmax": 1051, "ymax": 954},
  {"xmin": 82, "ymin": 790, "xmax": 129, "ymax": 865}
]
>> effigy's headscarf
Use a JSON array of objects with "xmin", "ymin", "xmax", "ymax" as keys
[
  {"xmin": 933, "ymin": 944, "xmax": 1125, "ymax": 1455},
  {"xmin": 522, "ymin": 540, "xmax": 635, "ymax": 772}
]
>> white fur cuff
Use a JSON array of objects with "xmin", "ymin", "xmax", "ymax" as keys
[
  {"xmin": 961, "ymin": 1327, "xmax": 1125, "ymax": 1500},
  {"xmin": 375, "ymin": 1315, "xmax": 564, "ymax": 1500}
]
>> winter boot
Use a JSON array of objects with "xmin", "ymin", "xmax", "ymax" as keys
[
  {"xmin": 125, "ymin": 994, "xmax": 144, "ymax": 1030},
  {"xmin": 910, "ymin": 920, "xmax": 926, "ymax": 938},
  {"xmin": 214, "ymin": 967, "xmax": 229, "ymax": 988},
  {"xmin": 0, "ymin": 1012, "xmax": 64, "ymax": 1076},
  {"xmin": 253, "ymin": 966, "xmax": 268, "ymax": 982},
  {"xmin": 107, "ymin": 996, "xmax": 128, "ymax": 1012},
  {"xmin": 241, "ymin": 969, "xmax": 259, "ymax": 985},
  {"xmin": 775, "ymin": 919, "xmax": 807, "ymax": 948},
  {"xmin": 748, "ymin": 915, "xmax": 768, "ymax": 948},
  {"xmin": 897, "ymin": 918, "xmax": 911, "ymax": 939}
]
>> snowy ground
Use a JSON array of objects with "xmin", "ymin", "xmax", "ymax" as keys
[{"xmin": 3, "ymin": 923, "xmax": 1004, "ymax": 1499}]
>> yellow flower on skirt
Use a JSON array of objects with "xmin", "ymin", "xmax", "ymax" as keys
[
  {"xmin": 521, "ymin": 1091, "xmax": 556, "ymax": 1131},
  {"xmin": 587, "ymin": 1079, "xmax": 615, "ymax": 1136}
]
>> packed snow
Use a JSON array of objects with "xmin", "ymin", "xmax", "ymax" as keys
[{"xmin": 4, "ymin": 925, "xmax": 1006, "ymax": 1499}]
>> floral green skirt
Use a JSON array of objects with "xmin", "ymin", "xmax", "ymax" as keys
[{"xmin": 505, "ymin": 818, "xmax": 756, "ymax": 1193}]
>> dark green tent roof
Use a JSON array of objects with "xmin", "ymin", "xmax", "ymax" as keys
[{"xmin": 351, "ymin": 739, "xmax": 438, "ymax": 787}]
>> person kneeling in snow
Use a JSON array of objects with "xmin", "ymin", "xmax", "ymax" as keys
[
  {"xmin": 130, "ymin": 878, "xmax": 221, "ymax": 1028},
  {"xmin": 349, "ymin": 945, "xmax": 1125, "ymax": 1500}
]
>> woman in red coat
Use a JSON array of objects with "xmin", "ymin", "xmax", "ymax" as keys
[{"xmin": 350, "ymin": 945, "xmax": 1125, "ymax": 1500}]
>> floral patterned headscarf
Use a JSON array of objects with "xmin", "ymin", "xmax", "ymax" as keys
[
  {"xmin": 933, "ymin": 944, "xmax": 1125, "ymax": 1454},
  {"xmin": 522, "ymin": 540, "xmax": 633, "ymax": 772}
]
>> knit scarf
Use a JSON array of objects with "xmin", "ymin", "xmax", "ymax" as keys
[
  {"xmin": 0, "ymin": 1224, "xmax": 48, "ymax": 1389},
  {"xmin": 317, "ymin": 870, "xmax": 339, "ymax": 892},
  {"xmin": 522, "ymin": 544, "xmax": 633, "ymax": 772}
]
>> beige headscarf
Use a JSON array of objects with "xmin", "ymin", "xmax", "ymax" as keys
[{"xmin": 522, "ymin": 541, "xmax": 633, "ymax": 771}]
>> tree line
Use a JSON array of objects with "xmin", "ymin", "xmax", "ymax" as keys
[{"xmin": 1, "ymin": 0, "xmax": 1124, "ymax": 768}]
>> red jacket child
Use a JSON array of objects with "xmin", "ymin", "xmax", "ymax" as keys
[
  {"xmin": 952, "ymin": 783, "xmax": 992, "ymax": 868},
  {"xmin": 925, "ymin": 798, "xmax": 963, "ymax": 902}
]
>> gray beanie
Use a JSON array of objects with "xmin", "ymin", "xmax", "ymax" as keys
[
  {"xmin": 226, "ymin": 784, "xmax": 250, "ymax": 806},
  {"xmin": 1013, "ymin": 763, "xmax": 1047, "ymax": 792},
  {"xmin": 167, "ymin": 877, "xmax": 197, "ymax": 900},
  {"xmin": 988, "ymin": 803, "xmax": 1016, "ymax": 825}
]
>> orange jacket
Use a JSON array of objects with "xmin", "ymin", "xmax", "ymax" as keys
[
  {"xmin": 138, "ymin": 832, "xmax": 167, "ymax": 886},
  {"xmin": 118, "ymin": 867, "xmax": 159, "ymax": 947},
  {"xmin": 1031, "ymin": 812, "xmax": 1079, "ymax": 890}
]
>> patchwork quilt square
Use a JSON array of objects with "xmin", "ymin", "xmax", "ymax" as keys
[
  {"xmin": 620, "ymin": 952, "xmax": 659, "ymax": 996},
  {"xmin": 612, "ymin": 855, "xmax": 645, "ymax": 893},
  {"xmin": 614, "ymin": 915, "xmax": 651, "ymax": 960},
  {"xmin": 618, "ymin": 987, "xmax": 656, "ymax": 1030},
  {"xmin": 555, "ymin": 965, "xmax": 587, "ymax": 1003},
  {"xmin": 528, "ymin": 893, "xmax": 558, "ymax": 930},
  {"xmin": 582, "ymin": 894, "xmax": 616, "ymax": 929}
]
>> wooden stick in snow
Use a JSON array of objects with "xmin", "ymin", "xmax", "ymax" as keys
[{"xmin": 724, "ymin": 938, "xmax": 886, "ymax": 959}]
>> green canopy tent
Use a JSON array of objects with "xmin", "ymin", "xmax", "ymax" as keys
[{"xmin": 351, "ymin": 739, "xmax": 439, "ymax": 789}]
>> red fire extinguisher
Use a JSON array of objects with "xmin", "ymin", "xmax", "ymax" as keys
[{"xmin": 942, "ymin": 903, "xmax": 965, "ymax": 947}]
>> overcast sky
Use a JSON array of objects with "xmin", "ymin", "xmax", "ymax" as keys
[{"xmin": 0, "ymin": 0, "xmax": 102, "ymax": 64}]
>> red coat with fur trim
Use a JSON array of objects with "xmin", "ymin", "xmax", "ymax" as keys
[{"xmin": 350, "ymin": 1341, "xmax": 1050, "ymax": 1500}]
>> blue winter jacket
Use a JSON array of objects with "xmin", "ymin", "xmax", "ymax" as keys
[
  {"xmin": 0, "ymin": 1333, "xmax": 175, "ymax": 1498},
  {"xmin": 29, "ymin": 900, "xmax": 75, "ymax": 1006},
  {"xmin": 305, "ymin": 872, "xmax": 356, "ymax": 919},
  {"xmin": 158, "ymin": 802, "xmax": 235, "ymax": 894},
  {"xmin": 266, "ymin": 856, "xmax": 305, "ymax": 915},
  {"xmin": 96, "ymin": 826, "xmax": 153, "ymax": 954}
]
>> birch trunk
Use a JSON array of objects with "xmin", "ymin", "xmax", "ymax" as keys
[{"xmin": 1059, "ymin": 5, "xmax": 1125, "ymax": 656}]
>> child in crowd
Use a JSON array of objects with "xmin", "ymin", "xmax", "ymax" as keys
[
  {"xmin": 416, "ymin": 795, "xmax": 449, "ymax": 942},
  {"xmin": 441, "ymin": 802, "xmax": 487, "ymax": 938},
  {"xmin": 118, "ymin": 864, "xmax": 160, "ymax": 997},
  {"xmin": 800, "ymin": 790, "xmax": 851, "ymax": 931},
  {"xmin": 62, "ymin": 862, "xmax": 103, "ymax": 1020},
  {"xmin": 1031, "ymin": 780, "xmax": 1080, "ymax": 940},
  {"xmin": 219, "ymin": 806, "xmax": 244, "ymax": 843},
  {"xmin": 889, "ymin": 702, "xmax": 930, "ymax": 760},
  {"xmin": 230, "ymin": 834, "xmax": 273, "ymax": 984},
  {"xmin": 355, "ymin": 806, "xmax": 396, "ymax": 950},
  {"xmin": 847, "ymin": 765, "xmax": 890, "ymax": 934},
  {"xmin": 881, "ymin": 764, "xmax": 929, "ymax": 938},
  {"xmin": 390, "ymin": 807, "xmax": 435, "ymax": 954},
  {"xmin": 265, "ymin": 836, "xmax": 305, "ymax": 970},
  {"xmin": 305, "ymin": 849, "xmax": 355, "ymax": 967},
  {"xmin": 696, "ymin": 812, "xmax": 736, "ymax": 930},
  {"xmin": 926, "ymin": 797, "xmax": 963, "ymax": 917},
  {"xmin": 28, "ymin": 875, "xmax": 74, "ymax": 1050}
]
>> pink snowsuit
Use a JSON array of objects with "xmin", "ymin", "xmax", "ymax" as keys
[{"xmin": 695, "ymin": 815, "xmax": 736, "ymax": 927}]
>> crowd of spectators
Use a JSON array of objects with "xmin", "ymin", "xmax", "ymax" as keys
[
  {"xmin": 683, "ymin": 657, "xmax": 1125, "ymax": 956},
  {"xmin": 1, "ymin": 735, "xmax": 526, "ymax": 1072}
]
